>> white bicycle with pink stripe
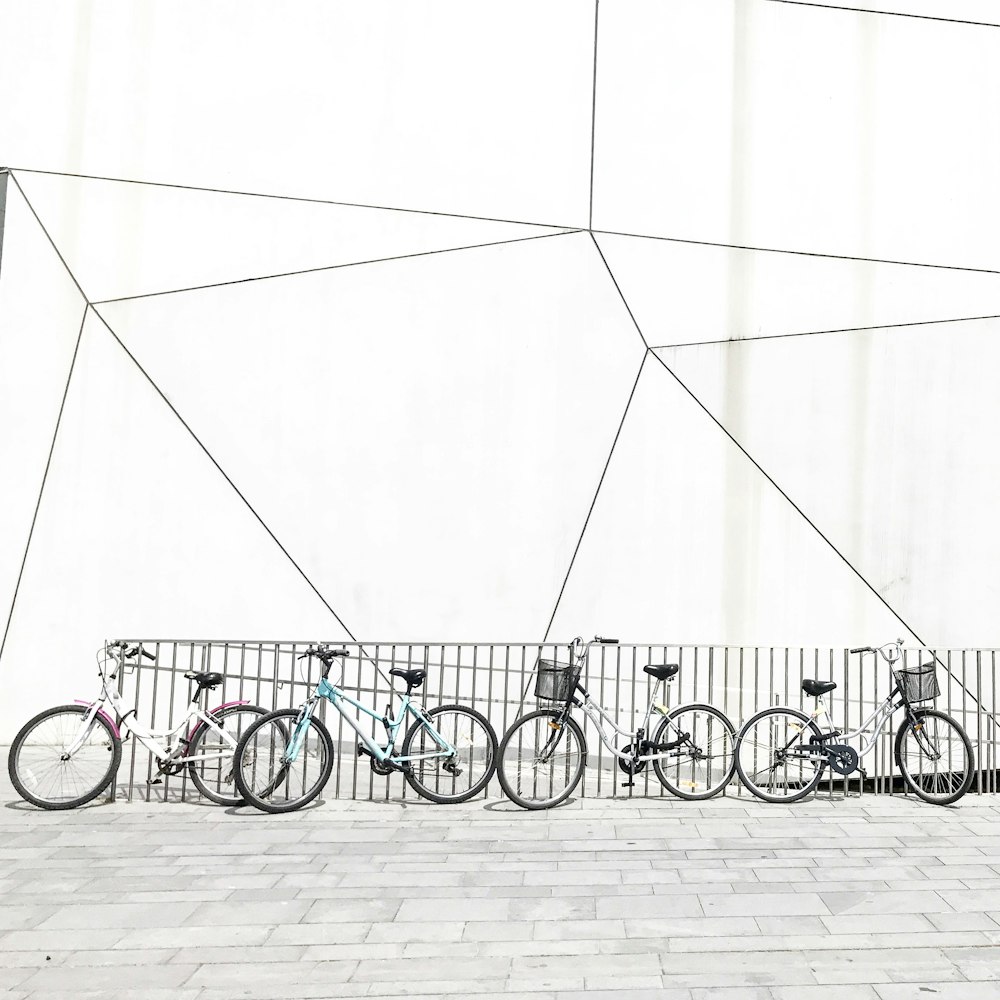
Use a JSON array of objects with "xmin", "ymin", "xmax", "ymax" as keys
[{"xmin": 7, "ymin": 640, "xmax": 268, "ymax": 809}]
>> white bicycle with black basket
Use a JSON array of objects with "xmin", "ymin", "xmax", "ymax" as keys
[
  {"xmin": 735, "ymin": 638, "xmax": 976, "ymax": 806},
  {"xmin": 497, "ymin": 636, "xmax": 737, "ymax": 809}
]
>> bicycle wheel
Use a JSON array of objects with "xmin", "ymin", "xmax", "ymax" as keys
[
  {"xmin": 895, "ymin": 708, "xmax": 975, "ymax": 806},
  {"xmin": 653, "ymin": 703, "xmax": 736, "ymax": 800},
  {"xmin": 401, "ymin": 704, "xmax": 498, "ymax": 804},
  {"xmin": 233, "ymin": 708, "xmax": 334, "ymax": 814},
  {"xmin": 187, "ymin": 704, "xmax": 268, "ymax": 806},
  {"xmin": 8, "ymin": 705, "xmax": 122, "ymax": 810},
  {"xmin": 735, "ymin": 707, "xmax": 825, "ymax": 803},
  {"xmin": 497, "ymin": 709, "xmax": 587, "ymax": 810}
]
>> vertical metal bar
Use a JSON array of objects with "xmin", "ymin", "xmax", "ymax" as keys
[
  {"xmin": 947, "ymin": 649, "xmax": 954, "ymax": 802},
  {"xmin": 486, "ymin": 643, "xmax": 496, "ymax": 795},
  {"xmin": 350, "ymin": 642, "xmax": 362, "ymax": 801},
  {"xmin": 628, "ymin": 643, "xmax": 637, "ymax": 800},
  {"xmin": 470, "ymin": 644, "xmax": 484, "ymax": 797},
  {"xmin": 768, "ymin": 644, "xmax": 774, "ymax": 730},
  {"xmin": 165, "ymin": 644, "xmax": 179, "ymax": 802},
  {"xmin": 753, "ymin": 646, "xmax": 760, "ymax": 716},
  {"xmin": 736, "ymin": 647, "xmax": 745, "ymax": 797},
  {"xmin": 125, "ymin": 643, "xmax": 146, "ymax": 802},
  {"xmin": 839, "ymin": 646, "xmax": 848, "ymax": 798},
  {"xmin": 612, "ymin": 641, "xmax": 621, "ymax": 799},
  {"xmin": 148, "ymin": 643, "xmax": 162, "ymax": 799},
  {"xmin": 579, "ymin": 642, "xmax": 590, "ymax": 799},
  {"xmin": 649, "ymin": 644, "xmax": 658, "ymax": 798},
  {"xmin": 501, "ymin": 645, "xmax": 512, "ymax": 751},
  {"xmin": 976, "ymin": 652, "xmax": 983, "ymax": 795},
  {"xmin": 992, "ymin": 651, "xmax": 997, "ymax": 795},
  {"xmin": 961, "ymin": 649, "xmax": 971, "ymax": 793},
  {"xmin": 595, "ymin": 641, "xmax": 606, "ymax": 797}
]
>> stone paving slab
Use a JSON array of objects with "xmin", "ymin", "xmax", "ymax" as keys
[{"xmin": 1, "ymin": 769, "xmax": 1000, "ymax": 997}]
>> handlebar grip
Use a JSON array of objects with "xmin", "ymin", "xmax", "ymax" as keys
[
  {"xmin": 597, "ymin": 637, "xmax": 619, "ymax": 644},
  {"xmin": 849, "ymin": 647, "xmax": 869, "ymax": 654},
  {"xmin": 140, "ymin": 647, "xmax": 155, "ymax": 660}
]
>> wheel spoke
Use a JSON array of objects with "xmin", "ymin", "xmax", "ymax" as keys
[
  {"xmin": 736, "ymin": 709, "xmax": 823, "ymax": 803},
  {"xmin": 498, "ymin": 711, "xmax": 585, "ymax": 809},
  {"xmin": 11, "ymin": 707, "xmax": 120, "ymax": 809},
  {"xmin": 897, "ymin": 711, "xmax": 973, "ymax": 804}
]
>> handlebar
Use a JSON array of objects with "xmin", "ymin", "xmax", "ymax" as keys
[
  {"xmin": 568, "ymin": 635, "xmax": 619, "ymax": 662},
  {"xmin": 107, "ymin": 640, "xmax": 154, "ymax": 660},
  {"xmin": 850, "ymin": 639, "xmax": 905, "ymax": 662},
  {"xmin": 298, "ymin": 644, "xmax": 350, "ymax": 661}
]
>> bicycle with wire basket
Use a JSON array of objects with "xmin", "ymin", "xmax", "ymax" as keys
[
  {"xmin": 232, "ymin": 644, "xmax": 499, "ymax": 813},
  {"xmin": 497, "ymin": 636, "xmax": 737, "ymax": 809},
  {"xmin": 7, "ymin": 640, "xmax": 269, "ymax": 809},
  {"xmin": 734, "ymin": 638, "xmax": 975, "ymax": 806}
]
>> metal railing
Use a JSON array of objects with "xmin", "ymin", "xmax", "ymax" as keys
[{"xmin": 109, "ymin": 639, "xmax": 1000, "ymax": 802}]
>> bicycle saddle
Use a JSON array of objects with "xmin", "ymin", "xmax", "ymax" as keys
[
  {"xmin": 390, "ymin": 668, "xmax": 426, "ymax": 691},
  {"xmin": 643, "ymin": 663, "xmax": 679, "ymax": 682},
  {"xmin": 801, "ymin": 678, "xmax": 837, "ymax": 697},
  {"xmin": 185, "ymin": 671, "xmax": 224, "ymax": 689}
]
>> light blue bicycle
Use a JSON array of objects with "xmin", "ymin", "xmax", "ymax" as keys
[{"xmin": 233, "ymin": 644, "xmax": 498, "ymax": 812}]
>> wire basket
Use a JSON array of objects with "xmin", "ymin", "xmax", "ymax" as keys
[
  {"xmin": 534, "ymin": 659, "xmax": 581, "ymax": 702},
  {"xmin": 898, "ymin": 663, "xmax": 940, "ymax": 703}
]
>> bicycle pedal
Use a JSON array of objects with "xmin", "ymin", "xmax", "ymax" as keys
[{"xmin": 621, "ymin": 781, "xmax": 635, "ymax": 788}]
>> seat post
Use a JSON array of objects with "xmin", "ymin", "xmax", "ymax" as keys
[{"xmin": 812, "ymin": 695, "xmax": 832, "ymax": 727}]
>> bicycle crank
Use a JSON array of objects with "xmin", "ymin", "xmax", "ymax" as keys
[
  {"xmin": 825, "ymin": 743, "xmax": 860, "ymax": 776},
  {"xmin": 156, "ymin": 744, "xmax": 189, "ymax": 776},
  {"xmin": 617, "ymin": 744, "xmax": 647, "ymax": 775},
  {"xmin": 358, "ymin": 743, "xmax": 395, "ymax": 776}
]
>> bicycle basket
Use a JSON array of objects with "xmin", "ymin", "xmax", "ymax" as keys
[
  {"xmin": 898, "ymin": 663, "xmax": 940, "ymax": 703},
  {"xmin": 534, "ymin": 659, "xmax": 581, "ymax": 702}
]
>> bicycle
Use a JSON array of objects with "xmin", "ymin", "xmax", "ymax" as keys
[
  {"xmin": 7, "ymin": 640, "xmax": 269, "ymax": 809},
  {"xmin": 734, "ymin": 638, "xmax": 976, "ymax": 806},
  {"xmin": 233, "ymin": 644, "xmax": 499, "ymax": 812},
  {"xmin": 496, "ymin": 636, "xmax": 737, "ymax": 809}
]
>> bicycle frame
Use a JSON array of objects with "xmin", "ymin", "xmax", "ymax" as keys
[
  {"xmin": 783, "ymin": 641, "xmax": 931, "ymax": 765},
  {"xmin": 572, "ymin": 689, "xmax": 682, "ymax": 764},
  {"xmin": 804, "ymin": 692, "xmax": 904, "ymax": 760},
  {"xmin": 286, "ymin": 673, "xmax": 457, "ymax": 765},
  {"xmin": 532, "ymin": 635, "xmax": 689, "ymax": 765},
  {"xmin": 70, "ymin": 646, "xmax": 249, "ymax": 765}
]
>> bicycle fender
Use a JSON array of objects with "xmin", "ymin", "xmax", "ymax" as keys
[
  {"xmin": 187, "ymin": 699, "xmax": 252, "ymax": 742},
  {"xmin": 73, "ymin": 700, "xmax": 121, "ymax": 739}
]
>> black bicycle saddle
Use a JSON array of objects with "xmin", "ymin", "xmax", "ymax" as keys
[
  {"xmin": 643, "ymin": 663, "xmax": 679, "ymax": 682},
  {"xmin": 390, "ymin": 668, "xmax": 426, "ymax": 691}
]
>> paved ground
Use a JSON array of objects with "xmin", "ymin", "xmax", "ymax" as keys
[{"xmin": 2, "ymin": 773, "xmax": 1000, "ymax": 1000}]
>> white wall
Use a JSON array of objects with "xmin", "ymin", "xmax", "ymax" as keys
[{"xmin": 2, "ymin": 1, "xmax": 999, "ymax": 739}]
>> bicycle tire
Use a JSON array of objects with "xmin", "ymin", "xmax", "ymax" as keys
[
  {"xmin": 233, "ymin": 708, "xmax": 334, "ymax": 814},
  {"xmin": 497, "ymin": 709, "xmax": 587, "ymax": 810},
  {"xmin": 735, "ymin": 706, "xmax": 825, "ymax": 803},
  {"xmin": 187, "ymin": 704, "xmax": 268, "ymax": 806},
  {"xmin": 401, "ymin": 704, "xmax": 498, "ymax": 804},
  {"xmin": 8, "ymin": 704, "xmax": 122, "ymax": 810},
  {"xmin": 653, "ymin": 703, "xmax": 736, "ymax": 800},
  {"xmin": 894, "ymin": 707, "xmax": 975, "ymax": 806}
]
